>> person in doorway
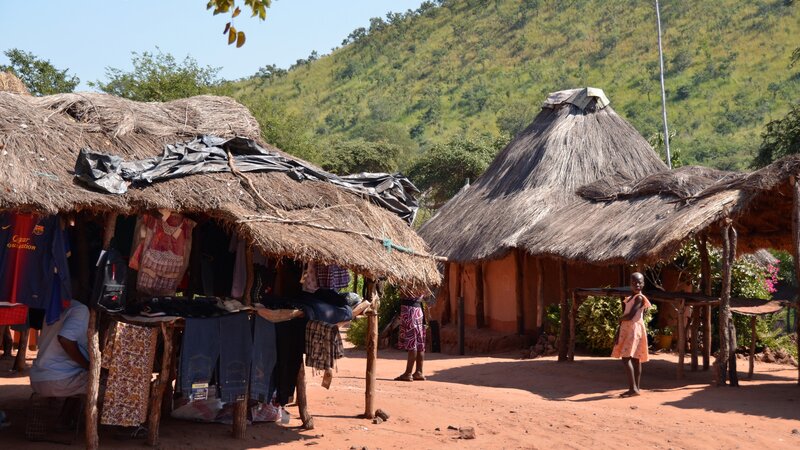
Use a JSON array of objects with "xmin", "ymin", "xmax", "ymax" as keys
[
  {"xmin": 394, "ymin": 288, "xmax": 427, "ymax": 382},
  {"xmin": 29, "ymin": 300, "xmax": 90, "ymax": 397},
  {"xmin": 611, "ymin": 272, "xmax": 651, "ymax": 397}
]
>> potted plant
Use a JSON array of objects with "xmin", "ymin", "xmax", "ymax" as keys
[{"xmin": 657, "ymin": 326, "xmax": 673, "ymax": 350}]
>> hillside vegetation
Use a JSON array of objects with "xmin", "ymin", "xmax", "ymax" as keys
[{"xmin": 221, "ymin": 0, "xmax": 800, "ymax": 172}]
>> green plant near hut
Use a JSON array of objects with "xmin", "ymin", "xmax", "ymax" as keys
[
  {"xmin": 576, "ymin": 295, "xmax": 657, "ymax": 355},
  {"xmin": 345, "ymin": 284, "xmax": 402, "ymax": 347}
]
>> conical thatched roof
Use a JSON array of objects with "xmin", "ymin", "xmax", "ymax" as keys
[
  {"xmin": 0, "ymin": 72, "xmax": 29, "ymax": 95},
  {"xmin": 0, "ymin": 91, "xmax": 440, "ymax": 286},
  {"xmin": 519, "ymin": 156, "xmax": 800, "ymax": 265},
  {"xmin": 419, "ymin": 88, "xmax": 668, "ymax": 262}
]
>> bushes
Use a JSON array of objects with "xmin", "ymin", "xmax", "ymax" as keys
[
  {"xmin": 345, "ymin": 284, "xmax": 402, "ymax": 347},
  {"xmin": 576, "ymin": 296, "xmax": 657, "ymax": 355}
]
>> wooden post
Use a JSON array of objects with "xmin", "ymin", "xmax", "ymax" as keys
[
  {"xmin": 475, "ymin": 262, "xmax": 485, "ymax": 329},
  {"xmin": 454, "ymin": 263, "xmax": 463, "ymax": 331},
  {"xmin": 515, "ymin": 250, "xmax": 525, "ymax": 335},
  {"xmin": 147, "ymin": 324, "xmax": 174, "ymax": 446},
  {"xmin": 690, "ymin": 306, "xmax": 700, "ymax": 371},
  {"xmin": 568, "ymin": 291, "xmax": 577, "ymax": 361},
  {"xmin": 792, "ymin": 178, "xmax": 800, "ymax": 385},
  {"xmin": 243, "ymin": 246, "xmax": 254, "ymax": 306},
  {"xmin": 677, "ymin": 299, "xmax": 686, "ymax": 379},
  {"xmin": 558, "ymin": 261, "xmax": 569, "ymax": 361},
  {"xmin": 535, "ymin": 258, "xmax": 545, "ymax": 333},
  {"xmin": 364, "ymin": 281, "xmax": 380, "ymax": 418},
  {"xmin": 440, "ymin": 265, "xmax": 451, "ymax": 326},
  {"xmin": 717, "ymin": 222, "xmax": 739, "ymax": 386},
  {"xmin": 86, "ymin": 213, "xmax": 117, "ymax": 450},
  {"xmin": 699, "ymin": 236, "xmax": 712, "ymax": 371},
  {"xmin": 12, "ymin": 329, "xmax": 29, "ymax": 372},
  {"xmin": 296, "ymin": 363, "xmax": 314, "ymax": 429},
  {"xmin": 748, "ymin": 316, "xmax": 757, "ymax": 380},
  {"xmin": 458, "ymin": 295, "xmax": 465, "ymax": 356}
]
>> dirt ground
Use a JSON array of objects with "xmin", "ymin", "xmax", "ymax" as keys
[{"xmin": 1, "ymin": 342, "xmax": 799, "ymax": 450}]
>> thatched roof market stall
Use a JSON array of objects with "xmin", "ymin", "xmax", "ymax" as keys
[
  {"xmin": 519, "ymin": 158, "xmax": 800, "ymax": 385},
  {"xmin": 418, "ymin": 88, "xmax": 667, "ymax": 350},
  {"xmin": 0, "ymin": 86, "xmax": 440, "ymax": 448}
]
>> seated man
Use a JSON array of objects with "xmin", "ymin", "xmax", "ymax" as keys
[{"xmin": 29, "ymin": 300, "xmax": 90, "ymax": 397}]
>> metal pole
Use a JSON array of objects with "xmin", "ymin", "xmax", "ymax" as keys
[{"xmin": 655, "ymin": 0, "xmax": 672, "ymax": 169}]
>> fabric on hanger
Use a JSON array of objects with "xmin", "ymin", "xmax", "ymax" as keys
[
  {"xmin": 129, "ymin": 213, "xmax": 196, "ymax": 296},
  {"xmin": 101, "ymin": 323, "xmax": 157, "ymax": 427},
  {"xmin": 305, "ymin": 320, "xmax": 344, "ymax": 373}
]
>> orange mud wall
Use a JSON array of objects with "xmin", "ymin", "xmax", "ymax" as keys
[{"xmin": 431, "ymin": 250, "xmax": 623, "ymax": 336}]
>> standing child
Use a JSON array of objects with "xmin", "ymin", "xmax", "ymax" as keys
[
  {"xmin": 394, "ymin": 287, "xmax": 426, "ymax": 382},
  {"xmin": 611, "ymin": 272, "xmax": 651, "ymax": 397}
]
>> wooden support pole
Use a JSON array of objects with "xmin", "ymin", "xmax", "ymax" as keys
[
  {"xmin": 535, "ymin": 258, "xmax": 545, "ymax": 333},
  {"xmin": 748, "ymin": 316, "xmax": 757, "ymax": 380},
  {"xmin": 147, "ymin": 324, "xmax": 174, "ymax": 446},
  {"xmin": 458, "ymin": 295, "xmax": 465, "ymax": 356},
  {"xmin": 792, "ymin": 178, "xmax": 800, "ymax": 385},
  {"xmin": 690, "ymin": 306, "xmax": 700, "ymax": 372},
  {"xmin": 475, "ymin": 262, "xmax": 485, "ymax": 329},
  {"xmin": 296, "ymin": 363, "xmax": 314, "ymax": 429},
  {"xmin": 364, "ymin": 281, "xmax": 379, "ymax": 418},
  {"xmin": 243, "ymin": 246, "xmax": 254, "ymax": 306},
  {"xmin": 568, "ymin": 291, "xmax": 577, "ymax": 361},
  {"xmin": 515, "ymin": 250, "xmax": 525, "ymax": 335},
  {"xmin": 440, "ymin": 265, "xmax": 451, "ymax": 326},
  {"xmin": 677, "ymin": 299, "xmax": 686, "ymax": 379},
  {"xmin": 12, "ymin": 329, "xmax": 28, "ymax": 372},
  {"xmin": 699, "ymin": 236, "xmax": 712, "ymax": 371},
  {"xmin": 455, "ymin": 263, "xmax": 463, "ymax": 331},
  {"xmin": 558, "ymin": 261, "xmax": 569, "ymax": 361},
  {"xmin": 717, "ymin": 222, "xmax": 739, "ymax": 386},
  {"xmin": 86, "ymin": 212, "xmax": 117, "ymax": 450}
]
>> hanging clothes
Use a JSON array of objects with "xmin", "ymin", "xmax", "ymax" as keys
[
  {"xmin": 129, "ymin": 212, "xmax": 196, "ymax": 296},
  {"xmin": 304, "ymin": 320, "xmax": 344, "ymax": 373},
  {"xmin": 229, "ymin": 236, "xmax": 247, "ymax": 299},
  {"xmin": 101, "ymin": 323, "xmax": 158, "ymax": 427},
  {"xmin": 273, "ymin": 318, "xmax": 306, "ymax": 405},
  {"xmin": 0, "ymin": 213, "xmax": 71, "ymax": 326},
  {"xmin": 315, "ymin": 264, "xmax": 350, "ymax": 291}
]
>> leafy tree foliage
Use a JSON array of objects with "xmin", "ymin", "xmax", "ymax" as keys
[
  {"xmin": 207, "ymin": 0, "xmax": 271, "ymax": 47},
  {"xmin": 0, "ymin": 48, "xmax": 79, "ymax": 96},
  {"xmin": 322, "ymin": 139, "xmax": 402, "ymax": 174},
  {"xmin": 90, "ymin": 50, "xmax": 221, "ymax": 102},
  {"xmin": 408, "ymin": 136, "xmax": 505, "ymax": 208},
  {"xmin": 753, "ymin": 103, "xmax": 800, "ymax": 167}
]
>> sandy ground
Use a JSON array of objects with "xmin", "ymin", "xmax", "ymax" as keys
[{"xmin": 1, "ymin": 343, "xmax": 799, "ymax": 449}]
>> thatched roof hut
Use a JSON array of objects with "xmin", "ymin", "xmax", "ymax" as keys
[
  {"xmin": 0, "ymin": 72, "xmax": 29, "ymax": 95},
  {"xmin": 419, "ymin": 88, "xmax": 668, "ymax": 262},
  {"xmin": 0, "ymin": 90, "xmax": 439, "ymax": 286},
  {"xmin": 519, "ymin": 156, "xmax": 800, "ymax": 266}
]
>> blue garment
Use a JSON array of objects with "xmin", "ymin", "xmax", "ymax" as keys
[
  {"xmin": 180, "ymin": 317, "xmax": 220, "ymax": 399},
  {"xmin": 219, "ymin": 313, "xmax": 252, "ymax": 403},
  {"xmin": 30, "ymin": 301, "xmax": 89, "ymax": 383},
  {"xmin": 250, "ymin": 316, "xmax": 277, "ymax": 402},
  {"xmin": 0, "ymin": 213, "xmax": 71, "ymax": 316}
]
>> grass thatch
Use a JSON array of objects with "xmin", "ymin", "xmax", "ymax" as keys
[
  {"xmin": 0, "ymin": 91, "xmax": 439, "ymax": 286},
  {"xmin": 419, "ymin": 88, "xmax": 668, "ymax": 262},
  {"xmin": 519, "ymin": 156, "xmax": 800, "ymax": 265},
  {"xmin": 0, "ymin": 72, "xmax": 29, "ymax": 96}
]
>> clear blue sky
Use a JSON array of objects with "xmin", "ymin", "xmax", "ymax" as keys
[{"xmin": 0, "ymin": 0, "xmax": 424, "ymax": 90}]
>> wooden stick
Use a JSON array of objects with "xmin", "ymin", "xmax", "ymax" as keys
[
  {"xmin": 440, "ymin": 265, "xmax": 451, "ymax": 326},
  {"xmin": 793, "ymin": 178, "xmax": 800, "ymax": 386},
  {"xmin": 728, "ymin": 227, "xmax": 739, "ymax": 387},
  {"xmin": 717, "ymin": 224, "xmax": 732, "ymax": 385},
  {"xmin": 475, "ymin": 262, "xmax": 485, "ymax": 329},
  {"xmin": 232, "ymin": 397, "xmax": 248, "ymax": 439},
  {"xmin": 364, "ymin": 281, "xmax": 379, "ymax": 418},
  {"xmin": 748, "ymin": 316, "xmax": 757, "ymax": 379},
  {"xmin": 147, "ymin": 324, "xmax": 174, "ymax": 446},
  {"xmin": 296, "ymin": 363, "xmax": 314, "ymax": 429},
  {"xmin": 568, "ymin": 290, "xmax": 577, "ymax": 361},
  {"xmin": 699, "ymin": 236, "xmax": 712, "ymax": 371},
  {"xmin": 558, "ymin": 261, "xmax": 569, "ymax": 361},
  {"xmin": 515, "ymin": 250, "xmax": 525, "ymax": 335},
  {"xmin": 243, "ymin": 245, "xmax": 254, "ymax": 306},
  {"xmin": 677, "ymin": 299, "xmax": 686, "ymax": 379},
  {"xmin": 535, "ymin": 258, "xmax": 545, "ymax": 333},
  {"xmin": 86, "ymin": 212, "xmax": 117, "ymax": 450},
  {"xmin": 690, "ymin": 306, "xmax": 700, "ymax": 371},
  {"xmin": 458, "ymin": 295, "xmax": 465, "ymax": 356},
  {"xmin": 13, "ymin": 328, "xmax": 28, "ymax": 372}
]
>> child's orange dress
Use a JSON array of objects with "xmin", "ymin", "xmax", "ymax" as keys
[{"xmin": 611, "ymin": 295, "xmax": 651, "ymax": 362}]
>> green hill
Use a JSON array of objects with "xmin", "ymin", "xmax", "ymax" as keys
[{"xmin": 221, "ymin": 0, "xmax": 800, "ymax": 172}]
